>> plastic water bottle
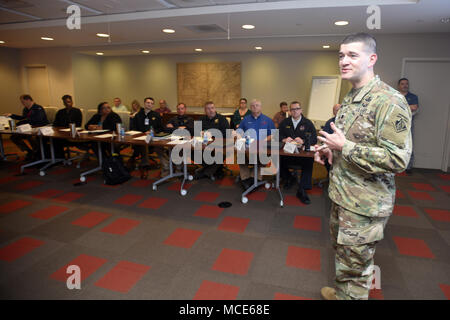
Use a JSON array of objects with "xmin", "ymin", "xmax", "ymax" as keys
[
  {"xmin": 203, "ymin": 132, "xmax": 208, "ymax": 144},
  {"xmin": 150, "ymin": 126, "xmax": 154, "ymax": 139},
  {"xmin": 245, "ymin": 135, "xmax": 250, "ymax": 147},
  {"xmin": 120, "ymin": 127, "xmax": 125, "ymax": 138}
]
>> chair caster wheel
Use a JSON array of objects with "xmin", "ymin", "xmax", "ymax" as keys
[
  {"xmin": 241, "ymin": 197, "xmax": 248, "ymax": 204},
  {"xmin": 180, "ymin": 189, "xmax": 187, "ymax": 196},
  {"xmin": 280, "ymin": 200, "xmax": 284, "ymax": 207},
  {"xmin": 265, "ymin": 182, "xmax": 271, "ymax": 189},
  {"xmin": 152, "ymin": 185, "xmax": 157, "ymax": 191},
  {"xmin": 80, "ymin": 176, "xmax": 86, "ymax": 182},
  {"xmin": 39, "ymin": 171, "xmax": 45, "ymax": 176},
  {"xmin": 188, "ymin": 175, "xmax": 193, "ymax": 181},
  {"xmin": 67, "ymin": 161, "xmax": 72, "ymax": 166},
  {"xmin": 210, "ymin": 176, "xmax": 215, "ymax": 181}
]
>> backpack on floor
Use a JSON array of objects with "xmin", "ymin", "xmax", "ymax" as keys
[{"xmin": 102, "ymin": 154, "xmax": 131, "ymax": 185}]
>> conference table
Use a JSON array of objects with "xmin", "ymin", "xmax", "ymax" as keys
[{"xmin": 0, "ymin": 127, "xmax": 315, "ymax": 207}]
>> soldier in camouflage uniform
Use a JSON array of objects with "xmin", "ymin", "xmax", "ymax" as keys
[{"xmin": 314, "ymin": 33, "xmax": 412, "ymax": 300}]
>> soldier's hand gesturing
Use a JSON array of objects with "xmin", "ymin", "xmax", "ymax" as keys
[
  {"xmin": 314, "ymin": 146, "xmax": 333, "ymax": 165},
  {"xmin": 317, "ymin": 122, "xmax": 346, "ymax": 152}
]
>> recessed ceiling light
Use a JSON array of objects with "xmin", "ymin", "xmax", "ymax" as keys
[
  {"xmin": 142, "ymin": 50, "xmax": 150, "ymax": 54},
  {"xmin": 334, "ymin": 21, "xmax": 349, "ymax": 26},
  {"xmin": 255, "ymin": 46, "xmax": 262, "ymax": 50},
  {"xmin": 0, "ymin": 41, "xmax": 5, "ymax": 44},
  {"xmin": 194, "ymin": 48, "xmax": 203, "ymax": 52},
  {"xmin": 441, "ymin": 17, "xmax": 450, "ymax": 23},
  {"xmin": 96, "ymin": 52, "xmax": 104, "ymax": 56},
  {"xmin": 41, "ymin": 37, "xmax": 54, "ymax": 41},
  {"xmin": 323, "ymin": 45, "xmax": 330, "ymax": 49},
  {"xmin": 96, "ymin": 33, "xmax": 110, "ymax": 38},
  {"xmin": 242, "ymin": 24, "xmax": 255, "ymax": 30},
  {"xmin": 162, "ymin": 28, "xmax": 175, "ymax": 33}
]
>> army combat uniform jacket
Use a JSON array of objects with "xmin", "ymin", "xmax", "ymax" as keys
[{"xmin": 329, "ymin": 75, "xmax": 412, "ymax": 218}]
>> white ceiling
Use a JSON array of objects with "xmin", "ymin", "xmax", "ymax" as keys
[{"xmin": 0, "ymin": 0, "xmax": 449, "ymax": 54}]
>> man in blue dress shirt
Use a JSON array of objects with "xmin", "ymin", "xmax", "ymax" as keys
[
  {"xmin": 398, "ymin": 78, "xmax": 419, "ymax": 173},
  {"xmin": 237, "ymin": 99, "xmax": 276, "ymax": 190}
]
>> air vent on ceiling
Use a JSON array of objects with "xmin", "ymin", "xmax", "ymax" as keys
[{"xmin": 184, "ymin": 24, "xmax": 227, "ymax": 33}]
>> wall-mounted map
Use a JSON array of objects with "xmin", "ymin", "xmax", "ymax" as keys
[{"xmin": 177, "ymin": 62, "xmax": 241, "ymax": 108}]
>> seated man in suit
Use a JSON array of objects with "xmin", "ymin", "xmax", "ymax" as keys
[
  {"xmin": 194, "ymin": 101, "xmax": 230, "ymax": 180},
  {"xmin": 131, "ymin": 97, "xmax": 169, "ymax": 178},
  {"xmin": 237, "ymin": 99, "xmax": 276, "ymax": 190},
  {"xmin": 164, "ymin": 102, "xmax": 194, "ymax": 136},
  {"xmin": 53, "ymin": 94, "xmax": 83, "ymax": 159},
  {"xmin": 5, "ymin": 94, "xmax": 49, "ymax": 161},
  {"xmin": 85, "ymin": 101, "xmax": 122, "ymax": 158},
  {"xmin": 279, "ymin": 101, "xmax": 317, "ymax": 204}
]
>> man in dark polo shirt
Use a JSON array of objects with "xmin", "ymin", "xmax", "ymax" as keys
[
  {"xmin": 279, "ymin": 101, "xmax": 317, "ymax": 204},
  {"xmin": 164, "ymin": 102, "xmax": 194, "ymax": 136},
  {"xmin": 53, "ymin": 94, "xmax": 83, "ymax": 159},
  {"xmin": 398, "ymin": 78, "xmax": 419, "ymax": 173},
  {"xmin": 5, "ymin": 94, "xmax": 49, "ymax": 161},
  {"xmin": 194, "ymin": 101, "xmax": 229, "ymax": 180}
]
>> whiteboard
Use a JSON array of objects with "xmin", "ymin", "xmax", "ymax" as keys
[{"xmin": 306, "ymin": 75, "xmax": 341, "ymax": 128}]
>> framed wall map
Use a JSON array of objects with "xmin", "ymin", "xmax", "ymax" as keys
[{"xmin": 177, "ymin": 62, "xmax": 241, "ymax": 108}]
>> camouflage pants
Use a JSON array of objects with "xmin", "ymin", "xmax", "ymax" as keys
[{"xmin": 329, "ymin": 202, "xmax": 389, "ymax": 300}]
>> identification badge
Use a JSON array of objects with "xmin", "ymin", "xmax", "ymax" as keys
[
  {"xmin": 214, "ymin": 119, "xmax": 219, "ymax": 124},
  {"xmin": 299, "ymin": 125, "xmax": 305, "ymax": 131},
  {"xmin": 145, "ymin": 118, "xmax": 149, "ymax": 126}
]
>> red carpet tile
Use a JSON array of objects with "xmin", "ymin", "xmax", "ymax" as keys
[
  {"xmin": 274, "ymin": 292, "xmax": 313, "ymax": 300},
  {"xmin": 168, "ymin": 181, "xmax": 192, "ymax": 191},
  {"xmin": 438, "ymin": 173, "xmax": 450, "ymax": 181},
  {"xmin": 49, "ymin": 167, "xmax": 72, "ymax": 175},
  {"xmin": 148, "ymin": 170, "xmax": 161, "ymax": 179},
  {"xmin": 215, "ymin": 177, "xmax": 235, "ymax": 187},
  {"xmin": 396, "ymin": 172, "xmax": 408, "ymax": 177},
  {"xmin": 439, "ymin": 284, "xmax": 450, "ymax": 300},
  {"xmin": 101, "ymin": 218, "xmax": 141, "ymax": 235},
  {"xmin": 396, "ymin": 190, "xmax": 405, "ymax": 199},
  {"xmin": 114, "ymin": 194, "xmax": 144, "ymax": 206},
  {"xmin": 0, "ymin": 200, "xmax": 32, "ymax": 214},
  {"xmin": 218, "ymin": 217, "xmax": 250, "ymax": 233},
  {"xmin": 0, "ymin": 237, "xmax": 45, "ymax": 262},
  {"xmin": 247, "ymin": 191, "xmax": 267, "ymax": 201},
  {"xmin": 94, "ymin": 261, "xmax": 151, "ymax": 293},
  {"xmin": 194, "ymin": 205, "xmax": 223, "ymax": 219},
  {"xmin": 0, "ymin": 176, "xmax": 19, "ymax": 185},
  {"xmin": 72, "ymin": 211, "xmax": 111, "ymax": 228},
  {"xmin": 51, "ymin": 254, "xmax": 107, "ymax": 282},
  {"xmin": 424, "ymin": 208, "xmax": 450, "ymax": 222},
  {"xmin": 194, "ymin": 192, "xmax": 220, "ymax": 203},
  {"xmin": 138, "ymin": 197, "xmax": 168, "ymax": 210},
  {"xmin": 212, "ymin": 248, "xmax": 254, "ymax": 276},
  {"xmin": 53, "ymin": 192, "xmax": 84, "ymax": 203},
  {"xmin": 308, "ymin": 187, "xmax": 324, "ymax": 196},
  {"xmin": 440, "ymin": 185, "xmax": 450, "ymax": 193},
  {"xmin": 14, "ymin": 180, "xmax": 44, "ymax": 191},
  {"xmin": 32, "ymin": 189, "xmax": 64, "ymax": 199},
  {"xmin": 369, "ymin": 289, "xmax": 384, "ymax": 300},
  {"xmin": 163, "ymin": 228, "xmax": 203, "ymax": 249},
  {"xmin": 284, "ymin": 195, "xmax": 306, "ymax": 207},
  {"xmin": 407, "ymin": 191, "xmax": 434, "ymax": 201},
  {"xmin": 293, "ymin": 216, "xmax": 322, "ymax": 232},
  {"xmin": 131, "ymin": 179, "xmax": 154, "ymax": 188},
  {"xmin": 393, "ymin": 205, "xmax": 419, "ymax": 218},
  {"xmin": 194, "ymin": 280, "xmax": 239, "ymax": 300},
  {"xmin": 30, "ymin": 205, "xmax": 69, "ymax": 220},
  {"xmin": 393, "ymin": 236, "xmax": 435, "ymax": 259},
  {"xmin": 286, "ymin": 246, "xmax": 321, "ymax": 271},
  {"xmin": 411, "ymin": 183, "xmax": 436, "ymax": 191}
]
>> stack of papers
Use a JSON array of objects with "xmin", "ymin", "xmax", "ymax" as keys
[
  {"xmin": 125, "ymin": 131, "xmax": 142, "ymax": 135},
  {"xmin": 94, "ymin": 133, "xmax": 114, "ymax": 138},
  {"xmin": 133, "ymin": 136, "xmax": 148, "ymax": 141}
]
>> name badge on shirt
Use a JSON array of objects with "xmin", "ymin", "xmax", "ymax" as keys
[
  {"xmin": 285, "ymin": 125, "xmax": 291, "ymax": 128},
  {"xmin": 299, "ymin": 125, "xmax": 305, "ymax": 131},
  {"xmin": 145, "ymin": 118, "xmax": 149, "ymax": 126},
  {"xmin": 152, "ymin": 117, "xmax": 156, "ymax": 120}
]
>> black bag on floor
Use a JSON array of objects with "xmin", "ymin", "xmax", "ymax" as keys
[{"xmin": 102, "ymin": 154, "xmax": 131, "ymax": 185}]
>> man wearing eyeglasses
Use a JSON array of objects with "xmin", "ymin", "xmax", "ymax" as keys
[{"xmin": 278, "ymin": 101, "xmax": 317, "ymax": 204}]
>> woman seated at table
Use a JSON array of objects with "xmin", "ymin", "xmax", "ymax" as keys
[{"xmin": 85, "ymin": 102, "xmax": 122, "ymax": 158}]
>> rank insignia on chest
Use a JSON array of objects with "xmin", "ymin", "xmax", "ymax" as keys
[
  {"xmin": 394, "ymin": 114, "xmax": 407, "ymax": 133},
  {"xmin": 299, "ymin": 125, "xmax": 305, "ymax": 131}
]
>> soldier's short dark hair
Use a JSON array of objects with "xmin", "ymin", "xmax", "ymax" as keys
[
  {"xmin": 144, "ymin": 97, "xmax": 154, "ymax": 103},
  {"xmin": 341, "ymin": 32, "xmax": 377, "ymax": 54},
  {"xmin": 279, "ymin": 101, "xmax": 288, "ymax": 108},
  {"xmin": 204, "ymin": 101, "xmax": 214, "ymax": 107},
  {"xmin": 20, "ymin": 94, "xmax": 33, "ymax": 101},
  {"xmin": 62, "ymin": 94, "xmax": 72, "ymax": 101},
  {"xmin": 398, "ymin": 78, "xmax": 409, "ymax": 85},
  {"xmin": 290, "ymin": 101, "xmax": 301, "ymax": 107}
]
